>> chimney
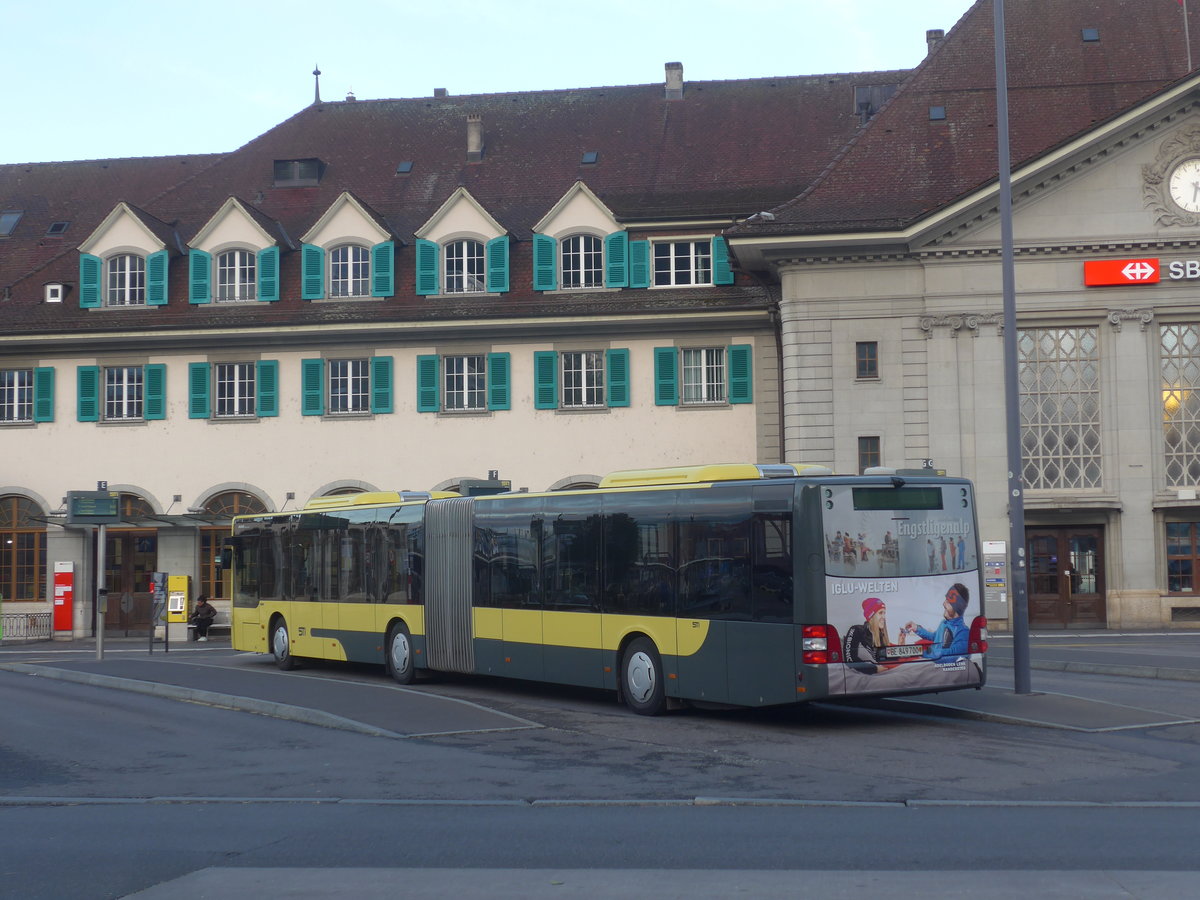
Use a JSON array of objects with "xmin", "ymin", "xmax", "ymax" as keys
[
  {"xmin": 926, "ymin": 29, "xmax": 945, "ymax": 56},
  {"xmin": 467, "ymin": 114, "xmax": 483, "ymax": 162},
  {"xmin": 664, "ymin": 61, "xmax": 683, "ymax": 100}
]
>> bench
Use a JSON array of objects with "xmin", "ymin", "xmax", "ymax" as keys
[{"xmin": 187, "ymin": 600, "xmax": 232, "ymax": 641}]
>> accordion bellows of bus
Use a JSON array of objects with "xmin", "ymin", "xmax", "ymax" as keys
[{"xmin": 226, "ymin": 463, "xmax": 987, "ymax": 715}]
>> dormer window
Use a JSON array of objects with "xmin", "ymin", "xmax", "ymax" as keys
[
  {"xmin": 561, "ymin": 234, "xmax": 604, "ymax": 289},
  {"xmin": 216, "ymin": 249, "xmax": 257, "ymax": 301},
  {"xmin": 330, "ymin": 245, "xmax": 370, "ymax": 297},
  {"xmin": 444, "ymin": 240, "xmax": 486, "ymax": 293},
  {"xmin": 107, "ymin": 254, "xmax": 146, "ymax": 306},
  {"xmin": 273, "ymin": 158, "xmax": 323, "ymax": 187}
]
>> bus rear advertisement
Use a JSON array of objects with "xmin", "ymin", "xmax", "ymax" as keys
[{"xmin": 227, "ymin": 464, "xmax": 987, "ymax": 715}]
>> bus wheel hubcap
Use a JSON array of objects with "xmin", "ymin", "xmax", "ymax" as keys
[
  {"xmin": 391, "ymin": 633, "xmax": 410, "ymax": 672},
  {"xmin": 627, "ymin": 652, "xmax": 655, "ymax": 702},
  {"xmin": 274, "ymin": 628, "xmax": 288, "ymax": 659}
]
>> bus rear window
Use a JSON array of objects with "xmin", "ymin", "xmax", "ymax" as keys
[{"xmin": 852, "ymin": 487, "xmax": 942, "ymax": 511}]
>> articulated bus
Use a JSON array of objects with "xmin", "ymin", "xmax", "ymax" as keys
[{"xmin": 227, "ymin": 464, "xmax": 987, "ymax": 714}]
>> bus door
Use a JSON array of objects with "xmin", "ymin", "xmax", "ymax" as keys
[
  {"xmin": 723, "ymin": 486, "xmax": 798, "ymax": 708},
  {"xmin": 540, "ymin": 497, "xmax": 603, "ymax": 688}
]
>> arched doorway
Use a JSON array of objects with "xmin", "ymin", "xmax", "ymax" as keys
[
  {"xmin": 198, "ymin": 491, "xmax": 267, "ymax": 603},
  {"xmin": 103, "ymin": 494, "xmax": 157, "ymax": 634}
]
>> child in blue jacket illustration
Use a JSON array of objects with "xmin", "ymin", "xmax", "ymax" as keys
[{"xmin": 904, "ymin": 583, "xmax": 970, "ymax": 660}]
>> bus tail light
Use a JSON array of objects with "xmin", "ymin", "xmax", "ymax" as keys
[
  {"xmin": 802, "ymin": 624, "xmax": 842, "ymax": 665},
  {"xmin": 969, "ymin": 616, "xmax": 989, "ymax": 654}
]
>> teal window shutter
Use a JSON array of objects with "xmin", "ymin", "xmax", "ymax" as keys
[
  {"xmin": 257, "ymin": 360, "xmax": 279, "ymax": 417},
  {"xmin": 629, "ymin": 240, "xmax": 651, "ymax": 288},
  {"xmin": 144, "ymin": 364, "xmax": 167, "ymax": 419},
  {"xmin": 712, "ymin": 236, "xmax": 734, "ymax": 285},
  {"xmin": 146, "ymin": 251, "xmax": 169, "ymax": 306},
  {"xmin": 532, "ymin": 234, "xmax": 557, "ymax": 291},
  {"xmin": 486, "ymin": 236, "xmax": 509, "ymax": 293},
  {"xmin": 371, "ymin": 355, "xmax": 394, "ymax": 413},
  {"xmin": 301, "ymin": 358, "xmax": 325, "ymax": 415},
  {"xmin": 605, "ymin": 231, "xmax": 628, "ymax": 287},
  {"xmin": 416, "ymin": 355, "xmax": 440, "ymax": 412},
  {"xmin": 533, "ymin": 351, "xmax": 558, "ymax": 409},
  {"xmin": 415, "ymin": 239, "xmax": 439, "ymax": 295},
  {"xmin": 371, "ymin": 241, "xmax": 395, "ymax": 297},
  {"xmin": 188, "ymin": 362, "xmax": 211, "ymax": 419},
  {"xmin": 33, "ymin": 367, "xmax": 55, "ymax": 422},
  {"xmin": 258, "ymin": 247, "xmax": 280, "ymax": 301},
  {"xmin": 727, "ymin": 344, "xmax": 753, "ymax": 403},
  {"xmin": 79, "ymin": 254, "xmax": 102, "ymax": 308},
  {"xmin": 606, "ymin": 349, "xmax": 630, "ymax": 407},
  {"xmin": 487, "ymin": 352, "xmax": 511, "ymax": 410},
  {"xmin": 301, "ymin": 244, "xmax": 325, "ymax": 300},
  {"xmin": 189, "ymin": 250, "xmax": 212, "ymax": 304},
  {"xmin": 654, "ymin": 347, "xmax": 678, "ymax": 406},
  {"xmin": 77, "ymin": 366, "xmax": 100, "ymax": 421}
]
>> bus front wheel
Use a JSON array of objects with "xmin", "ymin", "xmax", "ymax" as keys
[
  {"xmin": 622, "ymin": 637, "xmax": 666, "ymax": 716},
  {"xmin": 271, "ymin": 619, "xmax": 297, "ymax": 670},
  {"xmin": 386, "ymin": 623, "xmax": 416, "ymax": 685}
]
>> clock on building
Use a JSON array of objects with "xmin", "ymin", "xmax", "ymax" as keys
[{"xmin": 1168, "ymin": 157, "xmax": 1200, "ymax": 213}]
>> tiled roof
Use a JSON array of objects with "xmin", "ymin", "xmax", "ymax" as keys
[
  {"xmin": 0, "ymin": 155, "xmax": 223, "ymax": 291},
  {"xmin": 732, "ymin": 0, "xmax": 1200, "ymax": 236},
  {"xmin": 0, "ymin": 68, "xmax": 905, "ymax": 332}
]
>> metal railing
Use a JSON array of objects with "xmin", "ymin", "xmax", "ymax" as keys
[{"xmin": 0, "ymin": 612, "xmax": 53, "ymax": 642}]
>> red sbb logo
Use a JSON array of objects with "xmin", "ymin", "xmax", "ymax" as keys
[{"xmin": 1083, "ymin": 258, "xmax": 1160, "ymax": 286}]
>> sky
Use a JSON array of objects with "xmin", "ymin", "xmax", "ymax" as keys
[{"xmin": 1, "ymin": 0, "xmax": 974, "ymax": 166}]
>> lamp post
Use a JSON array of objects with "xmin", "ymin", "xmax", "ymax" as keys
[{"xmin": 994, "ymin": 0, "xmax": 1032, "ymax": 693}]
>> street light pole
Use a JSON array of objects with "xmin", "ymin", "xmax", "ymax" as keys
[{"xmin": 994, "ymin": 0, "xmax": 1032, "ymax": 693}]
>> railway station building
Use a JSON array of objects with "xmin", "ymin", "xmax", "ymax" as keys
[{"xmin": 3, "ymin": 0, "xmax": 1200, "ymax": 635}]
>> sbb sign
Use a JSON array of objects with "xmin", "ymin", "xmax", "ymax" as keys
[
  {"xmin": 1083, "ymin": 258, "xmax": 1159, "ymax": 286},
  {"xmin": 1084, "ymin": 257, "xmax": 1200, "ymax": 286}
]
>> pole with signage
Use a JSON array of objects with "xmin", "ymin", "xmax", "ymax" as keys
[
  {"xmin": 67, "ymin": 486, "xmax": 121, "ymax": 660},
  {"xmin": 994, "ymin": 0, "xmax": 1033, "ymax": 694}
]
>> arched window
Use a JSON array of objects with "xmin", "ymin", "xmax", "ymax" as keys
[
  {"xmin": 119, "ymin": 494, "xmax": 154, "ymax": 519},
  {"xmin": 198, "ymin": 491, "xmax": 268, "ymax": 601},
  {"xmin": 561, "ymin": 234, "xmax": 603, "ymax": 289},
  {"xmin": 330, "ymin": 245, "xmax": 370, "ymax": 297},
  {"xmin": 216, "ymin": 249, "xmax": 256, "ymax": 301},
  {"xmin": 107, "ymin": 253, "xmax": 145, "ymax": 306},
  {"xmin": 0, "ymin": 495, "xmax": 47, "ymax": 601},
  {"xmin": 444, "ymin": 239, "xmax": 486, "ymax": 293}
]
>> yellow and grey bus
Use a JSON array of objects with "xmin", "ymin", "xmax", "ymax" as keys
[{"xmin": 228, "ymin": 464, "xmax": 988, "ymax": 714}]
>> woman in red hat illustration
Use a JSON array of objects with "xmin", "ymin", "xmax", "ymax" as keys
[{"xmin": 843, "ymin": 596, "xmax": 892, "ymax": 673}]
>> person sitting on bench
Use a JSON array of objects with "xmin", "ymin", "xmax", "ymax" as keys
[{"xmin": 190, "ymin": 595, "xmax": 217, "ymax": 641}]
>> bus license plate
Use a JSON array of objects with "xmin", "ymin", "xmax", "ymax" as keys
[{"xmin": 885, "ymin": 645, "xmax": 924, "ymax": 660}]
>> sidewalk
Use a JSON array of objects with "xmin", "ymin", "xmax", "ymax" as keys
[{"xmin": 2, "ymin": 631, "xmax": 1200, "ymax": 735}]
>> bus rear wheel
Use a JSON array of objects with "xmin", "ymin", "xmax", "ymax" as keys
[
  {"xmin": 622, "ymin": 637, "xmax": 666, "ymax": 716},
  {"xmin": 386, "ymin": 623, "xmax": 415, "ymax": 685},
  {"xmin": 271, "ymin": 618, "xmax": 298, "ymax": 670}
]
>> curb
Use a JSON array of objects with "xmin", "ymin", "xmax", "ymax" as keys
[{"xmin": 988, "ymin": 659, "xmax": 1200, "ymax": 682}]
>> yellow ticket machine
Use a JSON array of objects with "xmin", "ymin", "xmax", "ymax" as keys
[{"xmin": 166, "ymin": 574, "xmax": 191, "ymax": 642}]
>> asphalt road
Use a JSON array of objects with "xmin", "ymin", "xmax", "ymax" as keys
[{"xmin": 1, "ymin": 632, "xmax": 1198, "ymax": 898}]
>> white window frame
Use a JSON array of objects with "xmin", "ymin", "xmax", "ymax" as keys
[
  {"xmin": 216, "ymin": 249, "xmax": 257, "ymax": 302},
  {"xmin": 681, "ymin": 347, "xmax": 726, "ymax": 404},
  {"xmin": 560, "ymin": 234, "xmax": 604, "ymax": 290},
  {"xmin": 561, "ymin": 351, "xmax": 605, "ymax": 408},
  {"xmin": 444, "ymin": 354, "xmax": 486, "ymax": 410},
  {"xmin": 0, "ymin": 369, "xmax": 33, "ymax": 423},
  {"xmin": 105, "ymin": 366, "xmax": 144, "ymax": 420},
  {"xmin": 107, "ymin": 253, "xmax": 146, "ymax": 306},
  {"xmin": 328, "ymin": 359, "xmax": 370, "ymax": 414},
  {"xmin": 444, "ymin": 240, "xmax": 486, "ymax": 294},
  {"xmin": 330, "ymin": 245, "xmax": 370, "ymax": 298},
  {"xmin": 652, "ymin": 240, "xmax": 712, "ymax": 287},
  {"xmin": 215, "ymin": 362, "xmax": 256, "ymax": 418}
]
